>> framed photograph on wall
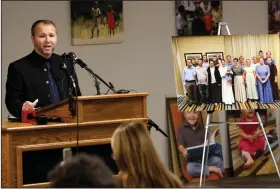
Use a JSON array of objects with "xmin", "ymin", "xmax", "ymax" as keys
[
  {"xmin": 175, "ymin": 0, "xmax": 223, "ymax": 36},
  {"xmin": 206, "ymin": 52, "xmax": 224, "ymax": 60},
  {"xmin": 70, "ymin": 0, "xmax": 124, "ymax": 45},
  {"xmin": 184, "ymin": 53, "xmax": 202, "ymax": 63}
]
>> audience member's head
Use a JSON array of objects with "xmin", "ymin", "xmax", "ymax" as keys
[
  {"xmin": 48, "ymin": 153, "xmax": 118, "ymax": 188},
  {"xmin": 111, "ymin": 121, "xmax": 183, "ymax": 188}
]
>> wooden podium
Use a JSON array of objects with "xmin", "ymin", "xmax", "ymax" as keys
[{"xmin": 1, "ymin": 92, "xmax": 148, "ymax": 188}]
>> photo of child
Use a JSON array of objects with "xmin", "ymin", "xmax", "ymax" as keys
[
  {"xmin": 238, "ymin": 110, "xmax": 266, "ymax": 169},
  {"xmin": 227, "ymin": 109, "xmax": 279, "ymax": 177}
]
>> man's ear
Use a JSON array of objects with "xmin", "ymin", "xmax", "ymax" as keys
[{"xmin": 31, "ymin": 36, "xmax": 35, "ymax": 44}]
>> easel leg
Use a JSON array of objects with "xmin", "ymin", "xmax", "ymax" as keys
[
  {"xmin": 256, "ymin": 112, "xmax": 280, "ymax": 179},
  {"xmin": 199, "ymin": 113, "xmax": 212, "ymax": 187}
]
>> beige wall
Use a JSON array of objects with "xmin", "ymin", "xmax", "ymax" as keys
[
  {"xmin": 177, "ymin": 36, "xmax": 225, "ymax": 70},
  {"xmin": 1, "ymin": 1, "xmax": 272, "ymax": 167}
]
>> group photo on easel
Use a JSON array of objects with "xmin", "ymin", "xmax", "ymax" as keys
[
  {"xmin": 227, "ymin": 109, "xmax": 279, "ymax": 177},
  {"xmin": 171, "ymin": 34, "xmax": 280, "ymax": 112}
]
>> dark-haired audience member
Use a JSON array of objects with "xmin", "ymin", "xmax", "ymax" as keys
[
  {"xmin": 232, "ymin": 58, "xmax": 247, "ymax": 102},
  {"xmin": 111, "ymin": 122, "xmax": 183, "ymax": 188},
  {"xmin": 178, "ymin": 111, "xmax": 224, "ymax": 178},
  {"xmin": 255, "ymin": 58, "xmax": 274, "ymax": 103},
  {"xmin": 48, "ymin": 153, "xmax": 118, "ymax": 188},
  {"xmin": 207, "ymin": 60, "xmax": 222, "ymax": 104},
  {"xmin": 267, "ymin": 57, "xmax": 279, "ymax": 100}
]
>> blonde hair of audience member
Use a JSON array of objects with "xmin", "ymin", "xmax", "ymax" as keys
[{"xmin": 111, "ymin": 122, "xmax": 183, "ymax": 188}]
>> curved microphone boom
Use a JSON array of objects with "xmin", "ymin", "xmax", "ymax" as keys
[{"xmin": 66, "ymin": 52, "xmax": 116, "ymax": 94}]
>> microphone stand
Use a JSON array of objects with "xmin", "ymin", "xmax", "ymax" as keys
[
  {"xmin": 93, "ymin": 75, "xmax": 101, "ymax": 95},
  {"xmin": 147, "ymin": 118, "xmax": 169, "ymax": 137},
  {"xmin": 61, "ymin": 53, "xmax": 77, "ymax": 116},
  {"xmin": 76, "ymin": 62, "xmax": 116, "ymax": 94}
]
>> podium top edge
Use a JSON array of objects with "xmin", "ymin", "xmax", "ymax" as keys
[{"xmin": 76, "ymin": 92, "xmax": 149, "ymax": 100}]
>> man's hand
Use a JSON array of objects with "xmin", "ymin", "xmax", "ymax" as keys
[{"xmin": 22, "ymin": 101, "xmax": 35, "ymax": 111}]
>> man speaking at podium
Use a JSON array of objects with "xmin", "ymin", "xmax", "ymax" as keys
[{"xmin": 5, "ymin": 19, "xmax": 81, "ymax": 119}]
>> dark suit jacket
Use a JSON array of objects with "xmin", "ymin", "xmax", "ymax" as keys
[
  {"xmin": 5, "ymin": 50, "xmax": 82, "ymax": 118},
  {"xmin": 207, "ymin": 66, "xmax": 221, "ymax": 85}
]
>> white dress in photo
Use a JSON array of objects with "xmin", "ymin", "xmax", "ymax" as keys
[{"xmin": 219, "ymin": 66, "xmax": 235, "ymax": 104}]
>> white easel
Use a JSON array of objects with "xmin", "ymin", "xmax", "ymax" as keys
[{"xmin": 199, "ymin": 22, "xmax": 280, "ymax": 187}]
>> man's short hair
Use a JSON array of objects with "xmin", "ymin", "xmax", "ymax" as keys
[
  {"xmin": 31, "ymin": 19, "xmax": 56, "ymax": 36},
  {"xmin": 48, "ymin": 153, "xmax": 118, "ymax": 188}
]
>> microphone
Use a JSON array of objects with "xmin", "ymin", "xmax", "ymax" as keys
[{"xmin": 67, "ymin": 52, "xmax": 88, "ymax": 68}]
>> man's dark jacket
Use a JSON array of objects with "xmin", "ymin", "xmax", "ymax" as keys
[{"xmin": 5, "ymin": 50, "xmax": 82, "ymax": 118}]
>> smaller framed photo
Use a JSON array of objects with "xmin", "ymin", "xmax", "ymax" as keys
[
  {"xmin": 184, "ymin": 53, "xmax": 203, "ymax": 63},
  {"xmin": 206, "ymin": 52, "xmax": 224, "ymax": 60}
]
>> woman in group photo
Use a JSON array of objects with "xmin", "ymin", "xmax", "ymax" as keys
[
  {"xmin": 255, "ymin": 58, "xmax": 274, "ymax": 104},
  {"xmin": 219, "ymin": 59, "xmax": 235, "ymax": 105},
  {"xmin": 243, "ymin": 59, "xmax": 259, "ymax": 101},
  {"xmin": 232, "ymin": 58, "xmax": 247, "ymax": 103}
]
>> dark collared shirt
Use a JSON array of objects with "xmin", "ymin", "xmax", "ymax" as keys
[
  {"xmin": 177, "ymin": 121, "xmax": 205, "ymax": 148},
  {"xmin": 45, "ymin": 60, "xmax": 60, "ymax": 104}
]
